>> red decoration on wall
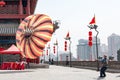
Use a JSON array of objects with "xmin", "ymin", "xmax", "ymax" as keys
[{"xmin": 0, "ymin": 1, "xmax": 6, "ymax": 7}]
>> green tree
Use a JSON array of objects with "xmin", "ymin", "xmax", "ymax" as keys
[
  {"xmin": 109, "ymin": 56, "xmax": 114, "ymax": 61},
  {"xmin": 117, "ymin": 49, "xmax": 120, "ymax": 61}
]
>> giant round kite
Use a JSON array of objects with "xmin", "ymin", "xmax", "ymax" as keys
[{"xmin": 16, "ymin": 14, "xmax": 54, "ymax": 59}]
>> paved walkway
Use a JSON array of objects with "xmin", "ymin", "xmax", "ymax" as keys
[
  {"xmin": 73, "ymin": 66, "xmax": 120, "ymax": 73},
  {"xmin": 0, "ymin": 65, "xmax": 120, "ymax": 80}
]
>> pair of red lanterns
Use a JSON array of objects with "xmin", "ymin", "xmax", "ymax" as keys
[
  {"xmin": 45, "ymin": 46, "xmax": 56, "ymax": 55},
  {"xmin": 88, "ymin": 31, "xmax": 92, "ymax": 47},
  {"xmin": 0, "ymin": 0, "xmax": 6, "ymax": 7}
]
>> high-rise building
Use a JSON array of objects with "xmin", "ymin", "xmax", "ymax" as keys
[
  {"xmin": 77, "ymin": 39, "xmax": 89, "ymax": 61},
  {"xmin": 108, "ymin": 33, "xmax": 120, "ymax": 60},
  {"xmin": 77, "ymin": 37, "xmax": 100, "ymax": 61},
  {"xmin": 100, "ymin": 44, "xmax": 108, "ymax": 57}
]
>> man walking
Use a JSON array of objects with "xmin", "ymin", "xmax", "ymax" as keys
[
  {"xmin": 100, "ymin": 55, "xmax": 108, "ymax": 77},
  {"xmin": 66, "ymin": 56, "xmax": 69, "ymax": 66}
]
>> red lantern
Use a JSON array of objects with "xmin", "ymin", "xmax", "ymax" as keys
[
  {"xmin": 89, "ymin": 31, "xmax": 92, "ymax": 36},
  {"xmin": 0, "ymin": 1, "xmax": 6, "ymax": 7},
  {"xmin": 89, "ymin": 37, "xmax": 92, "ymax": 41},
  {"xmin": 88, "ymin": 42, "xmax": 92, "ymax": 47},
  {"xmin": 88, "ymin": 31, "xmax": 92, "ymax": 47}
]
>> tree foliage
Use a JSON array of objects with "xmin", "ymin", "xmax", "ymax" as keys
[
  {"xmin": 117, "ymin": 49, "xmax": 120, "ymax": 61},
  {"xmin": 109, "ymin": 56, "xmax": 114, "ymax": 61}
]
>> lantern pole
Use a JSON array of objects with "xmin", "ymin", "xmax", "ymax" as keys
[
  {"xmin": 88, "ymin": 24, "xmax": 99, "ymax": 71},
  {"xmin": 53, "ymin": 20, "xmax": 60, "ymax": 65},
  {"xmin": 54, "ymin": 40, "xmax": 58, "ymax": 65},
  {"xmin": 64, "ymin": 37, "xmax": 72, "ymax": 67},
  {"xmin": 43, "ymin": 49, "xmax": 45, "ymax": 63},
  {"xmin": 47, "ymin": 44, "xmax": 51, "ymax": 64},
  {"xmin": 95, "ymin": 27, "xmax": 99, "ymax": 71}
]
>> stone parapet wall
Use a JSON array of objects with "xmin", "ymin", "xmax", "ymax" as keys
[{"xmin": 53, "ymin": 61, "xmax": 120, "ymax": 69}]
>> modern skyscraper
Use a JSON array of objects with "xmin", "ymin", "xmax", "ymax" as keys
[
  {"xmin": 77, "ymin": 37, "xmax": 100, "ymax": 61},
  {"xmin": 108, "ymin": 33, "xmax": 120, "ymax": 60},
  {"xmin": 77, "ymin": 39, "xmax": 89, "ymax": 61},
  {"xmin": 100, "ymin": 44, "xmax": 108, "ymax": 57}
]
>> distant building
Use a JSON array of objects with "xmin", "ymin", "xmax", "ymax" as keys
[
  {"xmin": 108, "ymin": 33, "xmax": 120, "ymax": 60},
  {"xmin": 77, "ymin": 39, "xmax": 90, "ymax": 61},
  {"xmin": 58, "ymin": 53, "xmax": 69, "ymax": 61},
  {"xmin": 77, "ymin": 37, "xmax": 100, "ymax": 61},
  {"xmin": 100, "ymin": 44, "xmax": 108, "ymax": 57}
]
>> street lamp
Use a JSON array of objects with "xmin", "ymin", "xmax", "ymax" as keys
[
  {"xmin": 64, "ymin": 37, "xmax": 72, "ymax": 67},
  {"xmin": 88, "ymin": 24, "xmax": 99, "ymax": 71},
  {"xmin": 54, "ymin": 40, "xmax": 58, "ymax": 65},
  {"xmin": 47, "ymin": 44, "xmax": 51, "ymax": 63},
  {"xmin": 53, "ymin": 20, "xmax": 60, "ymax": 65},
  {"xmin": 53, "ymin": 20, "xmax": 60, "ymax": 33},
  {"xmin": 43, "ymin": 49, "xmax": 45, "ymax": 63}
]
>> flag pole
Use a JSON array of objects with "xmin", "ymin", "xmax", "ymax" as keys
[
  {"xmin": 54, "ymin": 39, "xmax": 58, "ymax": 65},
  {"xmin": 64, "ymin": 32, "xmax": 72, "ymax": 67},
  {"xmin": 88, "ymin": 15, "xmax": 99, "ymax": 71}
]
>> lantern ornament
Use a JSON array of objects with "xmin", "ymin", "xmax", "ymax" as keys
[
  {"xmin": 0, "ymin": 0, "xmax": 6, "ymax": 7},
  {"xmin": 16, "ymin": 14, "xmax": 54, "ymax": 59},
  {"xmin": 64, "ymin": 41, "xmax": 67, "ymax": 51},
  {"xmin": 88, "ymin": 31, "xmax": 92, "ymax": 47}
]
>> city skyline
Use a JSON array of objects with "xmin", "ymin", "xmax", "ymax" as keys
[
  {"xmin": 77, "ymin": 33, "xmax": 120, "ymax": 61},
  {"xmin": 35, "ymin": 0, "xmax": 120, "ymax": 57}
]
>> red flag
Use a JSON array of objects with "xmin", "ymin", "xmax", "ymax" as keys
[
  {"xmin": 89, "ymin": 15, "xmax": 95, "ymax": 24},
  {"xmin": 66, "ymin": 32, "xmax": 69, "ymax": 38}
]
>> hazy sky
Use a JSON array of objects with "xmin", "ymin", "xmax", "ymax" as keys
[{"xmin": 35, "ymin": 0, "xmax": 120, "ymax": 57}]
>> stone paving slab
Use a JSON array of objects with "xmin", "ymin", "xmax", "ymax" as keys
[
  {"xmin": 73, "ymin": 66, "xmax": 120, "ymax": 73},
  {"xmin": 0, "ymin": 65, "xmax": 120, "ymax": 80}
]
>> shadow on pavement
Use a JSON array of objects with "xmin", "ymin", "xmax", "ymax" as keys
[
  {"xmin": 96, "ymin": 77, "xmax": 106, "ymax": 80},
  {"xmin": 116, "ymin": 75, "xmax": 120, "ymax": 77},
  {"xmin": 92, "ymin": 77, "xmax": 106, "ymax": 80},
  {"xmin": 0, "ymin": 70, "xmax": 34, "ymax": 74}
]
